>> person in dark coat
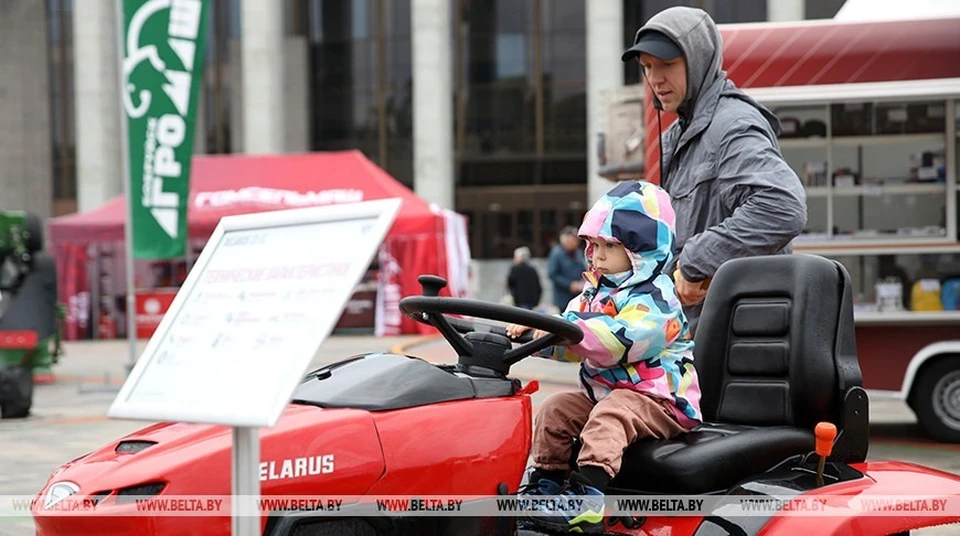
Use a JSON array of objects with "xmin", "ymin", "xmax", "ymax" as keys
[
  {"xmin": 507, "ymin": 246, "xmax": 542, "ymax": 310},
  {"xmin": 547, "ymin": 227, "xmax": 588, "ymax": 311},
  {"xmin": 621, "ymin": 7, "xmax": 807, "ymax": 334}
]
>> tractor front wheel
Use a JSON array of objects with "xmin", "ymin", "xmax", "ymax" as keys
[{"xmin": 0, "ymin": 365, "xmax": 33, "ymax": 418}]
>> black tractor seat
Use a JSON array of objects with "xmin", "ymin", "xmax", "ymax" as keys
[
  {"xmin": 614, "ymin": 423, "xmax": 813, "ymax": 494},
  {"xmin": 608, "ymin": 254, "xmax": 869, "ymax": 495}
]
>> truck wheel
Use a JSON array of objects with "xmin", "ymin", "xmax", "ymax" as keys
[
  {"xmin": 0, "ymin": 365, "xmax": 33, "ymax": 419},
  {"xmin": 912, "ymin": 357, "xmax": 960, "ymax": 443}
]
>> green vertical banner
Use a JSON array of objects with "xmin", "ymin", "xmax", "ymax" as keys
[{"xmin": 120, "ymin": 0, "xmax": 209, "ymax": 259}]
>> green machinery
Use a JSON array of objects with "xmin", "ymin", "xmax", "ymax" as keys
[{"xmin": 0, "ymin": 210, "xmax": 64, "ymax": 418}]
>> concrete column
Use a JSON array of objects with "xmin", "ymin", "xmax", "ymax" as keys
[
  {"xmin": 229, "ymin": 38, "xmax": 244, "ymax": 153},
  {"xmin": 239, "ymin": 0, "xmax": 284, "ymax": 154},
  {"xmin": 73, "ymin": 0, "xmax": 123, "ymax": 213},
  {"xmin": 767, "ymin": 0, "xmax": 805, "ymax": 21},
  {"xmin": 0, "ymin": 0, "xmax": 52, "ymax": 220},
  {"xmin": 411, "ymin": 0, "xmax": 454, "ymax": 210},
  {"xmin": 194, "ymin": 83, "xmax": 207, "ymax": 154},
  {"xmin": 284, "ymin": 36, "xmax": 310, "ymax": 153},
  {"xmin": 586, "ymin": 0, "xmax": 624, "ymax": 206}
]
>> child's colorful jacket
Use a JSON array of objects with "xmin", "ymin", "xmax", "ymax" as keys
[{"xmin": 542, "ymin": 181, "xmax": 702, "ymax": 428}]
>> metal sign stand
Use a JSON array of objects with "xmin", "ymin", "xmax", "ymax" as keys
[{"xmin": 233, "ymin": 427, "xmax": 260, "ymax": 536}]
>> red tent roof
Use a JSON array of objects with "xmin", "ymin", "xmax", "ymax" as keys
[{"xmin": 49, "ymin": 150, "xmax": 440, "ymax": 244}]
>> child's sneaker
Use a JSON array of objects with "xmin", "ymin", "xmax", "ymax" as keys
[
  {"xmin": 527, "ymin": 472, "xmax": 606, "ymax": 534},
  {"xmin": 514, "ymin": 476, "xmax": 564, "ymax": 532},
  {"xmin": 517, "ymin": 477, "xmax": 563, "ymax": 497}
]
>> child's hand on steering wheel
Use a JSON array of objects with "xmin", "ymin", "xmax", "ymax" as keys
[
  {"xmin": 505, "ymin": 324, "xmax": 530, "ymax": 339},
  {"xmin": 506, "ymin": 324, "xmax": 547, "ymax": 340}
]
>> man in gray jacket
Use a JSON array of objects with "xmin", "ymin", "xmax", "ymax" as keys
[{"xmin": 621, "ymin": 6, "xmax": 807, "ymax": 334}]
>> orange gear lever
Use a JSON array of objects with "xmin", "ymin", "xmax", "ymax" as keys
[{"xmin": 814, "ymin": 422, "xmax": 837, "ymax": 486}]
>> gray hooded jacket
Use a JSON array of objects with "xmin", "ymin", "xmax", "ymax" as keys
[{"xmin": 636, "ymin": 7, "xmax": 807, "ymax": 332}]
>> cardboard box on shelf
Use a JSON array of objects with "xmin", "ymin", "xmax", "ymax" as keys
[
  {"xmin": 803, "ymin": 161, "xmax": 827, "ymax": 186},
  {"xmin": 909, "ymin": 150, "xmax": 946, "ymax": 182}
]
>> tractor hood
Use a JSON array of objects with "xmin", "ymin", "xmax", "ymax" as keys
[{"xmin": 34, "ymin": 404, "xmax": 385, "ymax": 513}]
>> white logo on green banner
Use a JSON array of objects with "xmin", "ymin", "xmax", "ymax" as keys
[{"xmin": 121, "ymin": 0, "xmax": 208, "ymax": 259}]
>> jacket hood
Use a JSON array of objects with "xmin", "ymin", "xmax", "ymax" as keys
[
  {"xmin": 719, "ymin": 80, "xmax": 783, "ymax": 135},
  {"xmin": 577, "ymin": 181, "xmax": 676, "ymax": 290},
  {"xmin": 636, "ymin": 7, "xmax": 782, "ymax": 135},
  {"xmin": 635, "ymin": 6, "xmax": 721, "ymax": 120}
]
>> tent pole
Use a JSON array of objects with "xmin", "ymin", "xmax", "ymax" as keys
[{"xmin": 114, "ymin": 0, "xmax": 138, "ymax": 374}]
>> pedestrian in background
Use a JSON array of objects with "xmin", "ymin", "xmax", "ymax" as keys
[
  {"xmin": 507, "ymin": 246, "xmax": 542, "ymax": 310},
  {"xmin": 547, "ymin": 227, "xmax": 588, "ymax": 312}
]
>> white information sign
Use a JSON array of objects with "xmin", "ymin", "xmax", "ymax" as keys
[{"xmin": 108, "ymin": 198, "xmax": 402, "ymax": 427}]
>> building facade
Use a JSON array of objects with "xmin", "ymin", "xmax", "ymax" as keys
[{"xmin": 2, "ymin": 0, "xmax": 844, "ymax": 259}]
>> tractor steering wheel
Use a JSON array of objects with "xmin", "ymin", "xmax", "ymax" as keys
[{"xmin": 398, "ymin": 275, "xmax": 583, "ymax": 374}]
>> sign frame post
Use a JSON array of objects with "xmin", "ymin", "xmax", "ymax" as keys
[
  {"xmin": 108, "ymin": 198, "xmax": 402, "ymax": 535},
  {"xmin": 233, "ymin": 426, "xmax": 259, "ymax": 536}
]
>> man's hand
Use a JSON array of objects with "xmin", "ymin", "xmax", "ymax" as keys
[
  {"xmin": 674, "ymin": 267, "xmax": 709, "ymax": 306},
  {"xmin": 569, "ymin": 281, "xmax": 584, "ymax": 293}
]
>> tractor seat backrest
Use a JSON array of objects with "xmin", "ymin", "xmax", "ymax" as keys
[{"xmin": 693, "ymin": 254, "xmax": 861, "ymax": 431}]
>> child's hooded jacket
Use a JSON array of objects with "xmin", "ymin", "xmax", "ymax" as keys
[{"xmin": 544, "ymin": 181, "xmax": 702, "ymax": 428}]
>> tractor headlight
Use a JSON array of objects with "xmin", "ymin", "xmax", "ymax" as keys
[{"xmin": 43, "ymin": 481, "xmax": 79, "ymax": 510}]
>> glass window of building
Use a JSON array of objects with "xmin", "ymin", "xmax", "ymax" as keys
[
  {"xmin": 304, "ymin": 0, "xmax": 413, "ymax": 187},
  {"xmin": 454, "ymin": 0, "xmax": 589, "ymax": 258}
]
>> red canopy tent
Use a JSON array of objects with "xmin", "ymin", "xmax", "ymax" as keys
[{"xmin": 48, "ymin": 150, "xmax": 471, "ymax": 339}]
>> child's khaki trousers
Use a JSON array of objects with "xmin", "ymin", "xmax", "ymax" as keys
[{"xmin": 532, "ymin": 389, "xmax": 689, "ymax": 478}]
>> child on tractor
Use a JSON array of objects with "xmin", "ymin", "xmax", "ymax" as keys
[{"xmin": 506, "ymin": 180, "xmax": 702, "ymax": 533}]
